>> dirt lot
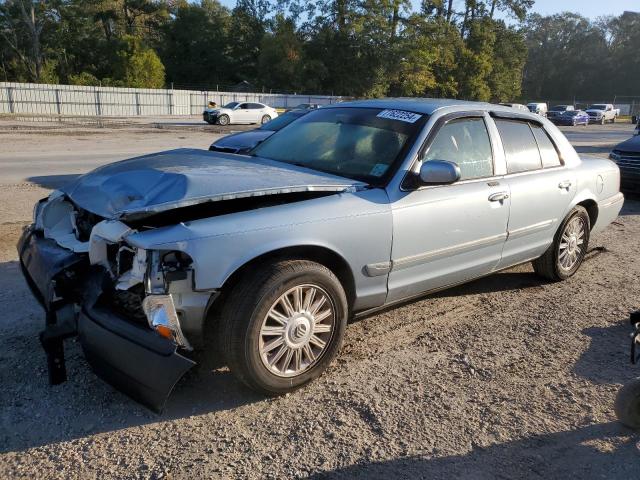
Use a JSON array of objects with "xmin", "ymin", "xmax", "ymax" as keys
[{"xmin": 1, "ymin": 121, "xmax": 639, "ymax": 479}]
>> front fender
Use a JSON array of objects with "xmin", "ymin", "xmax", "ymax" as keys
[{"xmin": 126, "ymin": 189, "xmax": 394, "ymax": 310}]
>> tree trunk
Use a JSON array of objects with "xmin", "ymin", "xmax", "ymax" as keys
[
  {"xmin": 17, "ymin": 0, "xmax": 42, "ymax": 81},
  {"xmin": 446, "ymin": 0, "xmax": 454, "ymax": 23},
  {"xmin": 490, "ymin": 0, "xmax": 497, "ymax": 18}
]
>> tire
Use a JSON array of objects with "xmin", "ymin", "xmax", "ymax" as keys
[
  {"xmin": 219, "ymin": 260, "xmax": 348, "ymax": 394},
  {"xmin": 532, "ymin": 205, "xmax": 590, "ymax": 281},
  {"xmin": 612, "ymin": 116, "xmax": 616, "ymax": 124},
  {"xmin": 615, "ymin": 378, "xmax": 640, "ymax": 429},
  {"xmin": 600, "ymin": 117, "xmax": 606, "ymax": 125},
  {"xmin": 217, "ymin": 114, "xmax": 230, "ymax": 126},
  {"xmin": 261, "ymin": 115, "xmax": 271, "ymax": 125}
]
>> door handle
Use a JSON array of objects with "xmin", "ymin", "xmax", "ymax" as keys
[
  {"xmin": 558, "ymin": 180, "xmax": 572, "ymax": 190},
  {"xmin": 488, "ymin": 192, "xmax": 509, "ymax": 202}
]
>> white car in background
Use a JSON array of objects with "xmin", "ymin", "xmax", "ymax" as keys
[
  {"xmin": 527, "ymin": 102, "xmax": 548, "ymax": 117},
  {"xmin": 203, "ymin": 102, "xmax": 278, "ymax": 126}
]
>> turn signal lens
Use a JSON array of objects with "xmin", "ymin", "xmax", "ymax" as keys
[
  {"xmin": 155, "ymin": 325, "xmax": 173, "ymax": 340},
  {"xmin": 142, "ymin": 295, "xmax": 192, "ymax": 350}
]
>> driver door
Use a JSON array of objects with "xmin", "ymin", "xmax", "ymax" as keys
[{"xmin": 386, "ymin": 113, "xmax": 510, "ymax": 303}]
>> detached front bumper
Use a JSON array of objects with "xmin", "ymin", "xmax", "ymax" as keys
[{"xmin": 17, "ymin": 226, "xmax": 195, "ymax": 413}]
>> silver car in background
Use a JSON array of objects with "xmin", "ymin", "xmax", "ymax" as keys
[{"xmin": 19, "ymin": 99, "xmax": 624, "ymax": 411}]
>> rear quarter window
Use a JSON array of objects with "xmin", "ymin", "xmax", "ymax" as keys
[
  {"xmin": 495, "ymin": 119, "xmax": 542, "ymax": 174},
  {"xmin": 531, "ymin": 125, "xmax": 562, "ymax": 168}
]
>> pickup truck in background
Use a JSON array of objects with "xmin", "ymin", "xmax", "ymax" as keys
[{"xmin": 586, "ymin": 104, "xmax": 620, "ymax": 124}]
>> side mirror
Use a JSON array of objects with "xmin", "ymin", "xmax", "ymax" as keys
[{"xmin": 418, "ymin": 160, "xmax": 461, "ymax": 186}]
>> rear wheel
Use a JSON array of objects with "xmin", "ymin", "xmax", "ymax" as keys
[
  {"xmin": 217, "ymin": 114, "xmax": 230, "ymax": 126},
  {"xmin": 532, "ymin": 206, "xmax": 590, "ymax": 281},
  {"xmin": 219, "ymin": 260, "xmax": 348, "ymax": 394},
  {"xmin": 261, "ymin": 114, "xmax": 271, "ymax": 124}
]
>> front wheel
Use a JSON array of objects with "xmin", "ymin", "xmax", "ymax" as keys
[
  {"xmin": 217, "ymin": 114, "xmax": 230, "ymax": 126},
  {"xmin": 600, "ymin": 117, "xmax": 606, "ymax": 125},
  {"xmin": 219, "ymin": 260, "xmax": 348, "ymax": 394},
  {"xmin": 532, "ymin": 206, "xmax": 590, "ymax": 281},
  {"xmin": 261, "ymin": 114, "xmax": 271, "ymax": 124}
]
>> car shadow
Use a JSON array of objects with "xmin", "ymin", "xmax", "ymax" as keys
[
  {"xmin": 0, "ymin": 259, "xmax": 263, "ymax": 454},
  {"xmin": 572, "ymin": 321, "xmax": 638, "ymax": 387},
  {"xmin": 27, "ymin": 174, "xmax": 80, "ymax": 189},
  {"xmin": 308, "ymin": 422, "xmax": 640, "ymax": 479}
]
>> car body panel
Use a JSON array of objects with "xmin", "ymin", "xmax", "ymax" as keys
[
  {"xmin": 126, "ymin": 188, "xmax": 393, "ymax": 311},
  {"xmin": 387, "ymin": 180, "xmax": 510, "ymax": 302}
]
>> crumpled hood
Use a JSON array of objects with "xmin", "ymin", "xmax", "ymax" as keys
[{"xmin": 61, "ymin": 149, "xmax": 366, "ymax": 220}]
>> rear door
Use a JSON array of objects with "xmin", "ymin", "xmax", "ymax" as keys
[{"xmin": 492, "ymin": 117, "xmax": 576, "ymax": 269}]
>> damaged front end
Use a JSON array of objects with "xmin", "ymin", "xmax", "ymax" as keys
[{"xmin": 18, "ymin": 193, "xmax": 208, "ymax": 412}]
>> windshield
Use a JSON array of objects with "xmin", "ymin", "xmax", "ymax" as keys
[
  {"xmin": 223, "ymin": 102, "xmax": 239, "ymax": 109},
  {"xmin": 563, "ymin": 111, "xmax": 580, "ymax": 116},
  {"xmin": 527, "ymin": 105, "xmax": 538, "ymax": 112},
  {"xmin": 258, "ymin": 111, "xmax": 306, "ymax": 131},
  {"xmin": 551, "ymin": 105, "xmax": 568, "ymax": 111},
  {"xmin": 251, "ymin": 107, "xmax": 426, "ymax": 184},
  {"xmin": 589, "ymin": 104, "xmax": 606, "ymax": 110}
]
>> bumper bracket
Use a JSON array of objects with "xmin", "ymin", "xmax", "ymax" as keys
[{"xmin": 39, "ymin": 304, "xmax": 77, "ymax": 385}]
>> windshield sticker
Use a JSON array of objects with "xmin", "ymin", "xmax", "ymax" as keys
[
  {"xmin": 370, "ymin": 163, "xmax": 389, "ymax": 177},
  {"xmin": 377, "ymin": 109, "xmax": 422, "ymax": 123}
]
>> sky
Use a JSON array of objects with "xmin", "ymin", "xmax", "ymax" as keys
[{"xmin": 213, "ymin": 0, "xmax": 639, "ymax": 19}]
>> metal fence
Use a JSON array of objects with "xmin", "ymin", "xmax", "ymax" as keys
[{"xmin": 0, "ymin": 82, "xmax": 346, "ymax": 117}]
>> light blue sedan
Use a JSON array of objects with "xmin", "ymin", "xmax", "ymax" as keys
[{"xmin": 19, "ymin": 99, "xmax": 624, "ymax": 411}]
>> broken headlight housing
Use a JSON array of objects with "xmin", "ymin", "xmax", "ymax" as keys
[
  {"xmin": 142, "ymin": 294, "xmax": 192, "ymax": 350},
  {"xmin": 141, "ymin": 250, "xmax": 194, "ymax": 349}
]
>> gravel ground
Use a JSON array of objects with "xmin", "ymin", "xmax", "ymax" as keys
[{"xmin": 1, "ymin": 122, "xmax": 639, "ymax": 479}]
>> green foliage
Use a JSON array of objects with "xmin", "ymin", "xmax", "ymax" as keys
[
  {"xmin": 121, "ymin": 45, "xmax": 166, "ymax": 88},
  {"xmin": 68, "ymin": 72, "xmax": 100, "ymax": 86}
]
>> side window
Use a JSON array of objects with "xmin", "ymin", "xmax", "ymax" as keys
[
  {"xmin": 238, "ymin": 103, "xmax": 249, "ymax": 109},
  {"xmin": 531, "ymin": 125, "xmax": 562, "ymax": 168},
  {"xmin": 249, "ymin": 103, "xmax": 263, "ymax": 109},
  {"xmin": 495, "ymin": 119, "xmax": 542, "ymax": 174},
  {"xmin": 423, "ymin": 117, "xmax": 494, "ymax": 180}
]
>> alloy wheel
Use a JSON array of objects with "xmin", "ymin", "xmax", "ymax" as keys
[
  {"xmin": 259, "ymin": 284, "xmax": 335, "ymax": 378},
  {"xmin": 558, "ymin": 216, "xmax": 586, "ymax": 271}
]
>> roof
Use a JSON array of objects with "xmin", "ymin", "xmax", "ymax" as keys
[{"xmin": 324, "ymin": 97, "xmax": 529, "ymax": 116}]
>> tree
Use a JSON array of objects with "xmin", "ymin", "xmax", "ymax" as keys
[
  {"xmin": 0, "ymin": 0, "xmax": 57, "ymax": 82},
  {"xmin": 258, "ymin": 14, "xmax": 304, "ymax": 91},
  {"xmin": 159, "ymin": 0, "xmax": 231, "ymax": 87},
  {"xmin": 116, "ymin": 35, "xmax": 165, "ymax": 88}
]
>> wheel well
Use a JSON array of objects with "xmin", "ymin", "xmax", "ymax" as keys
[
  {"xmin": 212, "ymin": 246, "xmax": 356, "ymax": 313},
  {"xmin": 577, "ymin": 199, "xmax": 598, "ymax": 230}
]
